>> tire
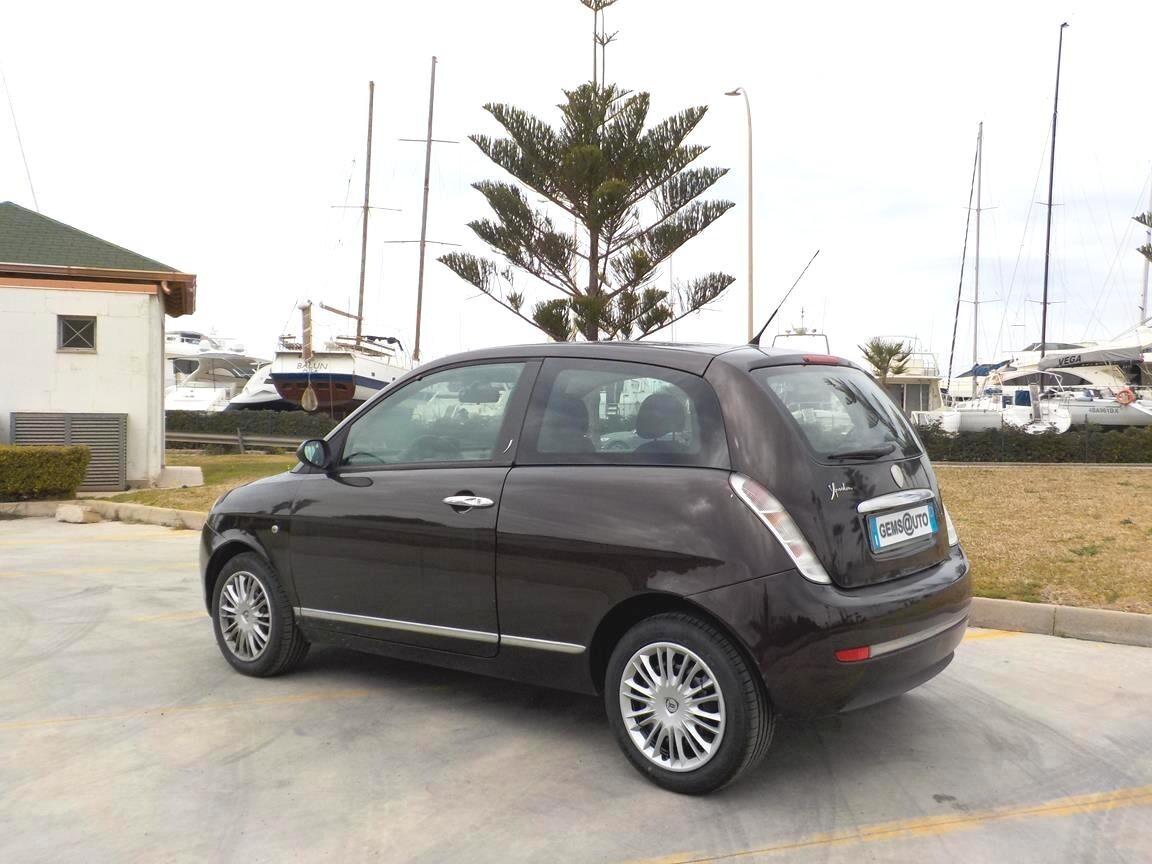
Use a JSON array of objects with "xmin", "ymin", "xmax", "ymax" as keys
[
  {"xmin": 211, "ymin": 552, "xmax": 309, "ymax": 677},
  {"xmin": 605, "ymin": 613, "xmax": 774, "ymax": 794}
]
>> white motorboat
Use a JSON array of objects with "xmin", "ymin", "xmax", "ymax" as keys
[
  {"xmin": 166, "ymin": 351, "xmax": 268, "ymax": 413},
  {"xmin": 225, "ymin": 363, "xmax": 298, "ymax": 412}
]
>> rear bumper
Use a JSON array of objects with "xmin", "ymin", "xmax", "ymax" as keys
[{"xmin": 689, "ymin": 545, "xmax": 971, "ymax": 716}]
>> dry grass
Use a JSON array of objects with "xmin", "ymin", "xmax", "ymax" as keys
[
  {"xmin": 108, "ymin": 451, "xmax": 295, "ymax": 513},
  {"xmin": 937, "ymin": 466, "xmax": 1152, "ymax": 614},
  {"xmin": 112, "ymin": 454, "xmax": 1151, "ymax": 612}
]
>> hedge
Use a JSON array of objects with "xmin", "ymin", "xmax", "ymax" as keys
[
  {"xmin": 166, "ymin": 410, "xmax": 339, "ymax": 439},
  {"xmin": 918, "ymin": 424, "xmax": 1152, "ymax": 463},
  {"xmin": 0, "ymin": 445, "xmax": 90, "ymax": 501}
]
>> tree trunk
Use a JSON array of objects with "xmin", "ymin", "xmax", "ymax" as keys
[{"xmin": 585, "ymin": 229, "xmax": 601, "ymax": 341}]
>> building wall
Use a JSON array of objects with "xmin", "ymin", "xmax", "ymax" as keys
[{"xmin": 0, "ymin": 285, "xmax": 164, "ymax": 486}]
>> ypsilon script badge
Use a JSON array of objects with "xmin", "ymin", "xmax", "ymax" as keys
[{"xmin": 828, "ymin": 482, "xmax": 853, "ymax": 501}]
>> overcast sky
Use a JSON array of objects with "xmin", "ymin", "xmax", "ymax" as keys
[{"xmin": 3, "ymin": 0, "xmax": 1150, "ymax": 376}]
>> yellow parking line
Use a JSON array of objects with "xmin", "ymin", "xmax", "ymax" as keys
[
  {"xmin": 0, "ymin": 689, "xmax": 373, "ymax": 731},
  {"xmin": 963, "ymin": 629, "xmax": 1023, "ymax": 642},
  {"xmin": 627, "ymin": 785, "xmax": 1152, "ymax": 863},
  {"xmin": 132, "ymin": 610, "xmax": 208, "ymax": 623}
]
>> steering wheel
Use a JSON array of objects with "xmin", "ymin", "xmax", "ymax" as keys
[
  {"xmin": 342, "ymin": 451, "xmax": 389, "ymax": 466},
  {"xmin": 401, "ymin": 435, "xmax": 461, "ymax": 462}
]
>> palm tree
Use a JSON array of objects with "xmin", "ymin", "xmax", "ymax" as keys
[{"xmin": 859, "ymin": 338, "xmax": 911, "ymax": 388}]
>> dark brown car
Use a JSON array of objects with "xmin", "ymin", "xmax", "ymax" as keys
[{"xmin": 201, "ymin": 342, "xmax": 970, "ymax": 794}]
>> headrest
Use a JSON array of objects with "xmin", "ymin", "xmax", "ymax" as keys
[
  {"xmin": 542, "ymin": 393, "xmax": 590, "ymax": 435},
  {"xmin": 635, "ymin": 392, "xmax": 686, "ymax": 440}
]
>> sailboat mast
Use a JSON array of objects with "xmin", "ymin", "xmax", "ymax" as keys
[
  {"xmin": 1141, "ymin": 168, "xmax": 1151, "ymax": 326},
  {"xmin": 972, "ymin": 122, "xmax": 983, "ymax": 398},
  {"xmin": 413, "ymin": 57, "xmax": 438, "ymax": 363},
  {"xmin": 356, "ymin": 81, "xmax": 376, "ymax": 347},
  {"xmin": 1040, "ymin": 23, "xmax": 1068, "ymax": 360}
]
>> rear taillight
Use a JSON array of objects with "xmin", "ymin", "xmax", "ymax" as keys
[
  {"xmin": 943, "ymin": 505, "xmax": 959, "ymax": 547},
  {"xmin": 729, "ymin": 473, "xmax": 831, "ymax": 585},
  {"xmin": 834, "ymin": 646, "xmax": 871, "ymax": 662}
]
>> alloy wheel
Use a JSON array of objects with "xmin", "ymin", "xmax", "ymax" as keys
[
  {"xmin": 618, "ymin": 641, "xmax": 727, "ymax": 772},
  {"xmin": 218, "ymin": 570, "xmax": 272, "ymax": 661}
]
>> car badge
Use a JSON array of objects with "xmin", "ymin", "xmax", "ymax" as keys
[
  {"xmin": 891, "ymin": 464, "xmax": 908, "ymax": 488},
  {"xmin": 828, "ymin": 482, "xmax": 853, "ymax": 501}
]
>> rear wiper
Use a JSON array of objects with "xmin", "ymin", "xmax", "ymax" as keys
[{"xmin": 827, "ymin": 443, "xmax": 896, "ymax": 461}]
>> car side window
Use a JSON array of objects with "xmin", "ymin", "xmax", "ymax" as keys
[
  {"xmin": 520, "ymin": 358, "xmax": 728, "ymax": 468},
  {"xmin": 339, "ymin": 362, "xmax": 528, "ymax": 467}
]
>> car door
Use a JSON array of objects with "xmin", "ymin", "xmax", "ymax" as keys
[
  {"xmin": 289, "ymin": 360, "xmax": 537, "ymax": 657},
  {"xmin": 495, "ymin": 358, "xmax": 735, "ymax": 650}
]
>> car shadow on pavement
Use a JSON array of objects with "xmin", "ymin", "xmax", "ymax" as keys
[{"xmin": 288, "ymin": 644, "xmax": 964, "ymax": 798}]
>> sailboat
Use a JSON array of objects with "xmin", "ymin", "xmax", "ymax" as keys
[
  {"xmin": 919, "ymin": 29, "xmax": 1081, "ymax": 435},
  {"xmin": 270, "ymin": 81, "xmax": 409, "ymax": 414}
]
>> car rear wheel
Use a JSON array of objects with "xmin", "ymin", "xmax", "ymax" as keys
[
  {"xmin": 212, "ymin": 552, "xmax": 309, "ymax": 677},
  {"xmin": 605, "ymin": 613, "xmax": 774, "ymax": 794}
]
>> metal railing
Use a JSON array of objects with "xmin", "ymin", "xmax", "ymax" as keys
[{"xmin": 165, "ymin": 431, "xmax": 302, "ymax": 453}]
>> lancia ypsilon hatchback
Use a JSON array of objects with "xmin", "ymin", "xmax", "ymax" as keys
[{"xmin": 201, "ymin": 342, "xmax": 970, "ymax": 794}]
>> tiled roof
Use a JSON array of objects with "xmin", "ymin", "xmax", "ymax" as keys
[{"xmin": 0, "ymin": 201, "xmax": 178, "ymax": 272}]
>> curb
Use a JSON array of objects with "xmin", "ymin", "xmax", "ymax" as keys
[
  {"xmin": 935, "ymin": 463, "xmax": 1152, "ymax": 469},
  {"xmin": 969, "ymin": 597, "xmax": 1152, "ymax": 649},
  {"xmin": 0, "ymin": 499, "xmax": 205, "ymax": 530}
]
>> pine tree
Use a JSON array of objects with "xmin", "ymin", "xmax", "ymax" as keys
[{"xmin": 439, "ymin": 5, "xmax": 734, "ymax": 341}]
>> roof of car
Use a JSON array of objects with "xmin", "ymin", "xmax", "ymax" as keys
[{"xmin": 422, "ymin": 341, "xmax": 836, "ymax": 376}]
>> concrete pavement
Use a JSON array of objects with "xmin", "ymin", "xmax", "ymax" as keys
[{"xmin": 1, "ymin": 518, "xmax": 1149, "ymax": 863}]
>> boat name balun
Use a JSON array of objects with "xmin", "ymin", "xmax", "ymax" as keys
[{"xmin": 296, "ymin": 361, "xmax": 330, "ymax": 371}]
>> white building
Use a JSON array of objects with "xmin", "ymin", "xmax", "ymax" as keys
[{"xmin": 0, "ymin": 202, "xmax": 196, "ymax": 489}]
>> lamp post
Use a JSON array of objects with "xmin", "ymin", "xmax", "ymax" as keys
[{"xmin": 725, "ymin": 87, "xmax": 753, "ymax": 340}]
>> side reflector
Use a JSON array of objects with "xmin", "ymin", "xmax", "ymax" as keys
[
  {"xmin": 835, "ymin": 646, "xmax": 871, "ymax": 663},
  {"xmin": 802, "ymin": 354, "xmax": 841, "ymax": 365}
]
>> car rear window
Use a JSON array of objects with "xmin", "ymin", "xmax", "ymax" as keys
[{"xmin": 750, "ymin": 365, "xmax": 921, "ymax": 460}]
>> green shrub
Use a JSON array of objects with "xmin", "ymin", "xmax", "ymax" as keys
[
  {"xmin": 166, "ymin": 411, "xmax": 338, "ymax": 439},
  {"xmin": 919, "ymin": 424, "xmax": 1152, "ymax": 463},
  {"xmin": 0, "ymin": 445, "xmax": 90, "ymax": 500}
]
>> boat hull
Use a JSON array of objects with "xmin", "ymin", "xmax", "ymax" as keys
[
  {"xmin": 1062, "ymin": 400, "xmax": 1152, "ymax": 427},
  {"xmin": 270, "ymin": 351, "xmax": 405, "ymax": 411}
]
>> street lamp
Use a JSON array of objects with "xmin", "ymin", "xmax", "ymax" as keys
[{"xmin": 725, "ymin": 87, "xmax": 753, "ymax": 341}]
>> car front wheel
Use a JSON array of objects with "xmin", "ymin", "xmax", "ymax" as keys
[
  {"xmin": 212, "ymin": 552, "xmax": 309, "ymax": 677},
  {"xmin": 605, "ymin": 612, "xmax": 774, "ymax": 794}
]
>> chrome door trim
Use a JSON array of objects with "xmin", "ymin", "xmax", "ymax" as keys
[
  {"xmin": 501, "ymin": 634, "xmax": 587, "ymax": 655},
  {"xmin": 856, "ymin": 488, "xmax": 936, "ymax": 514},
  {"xmin": 294, "ymin": 607, "xmax": 587, "ymax": 654},
  {"xmin": 869, "ymin": 609, "xmax": 969, "ymax": 657},
  {"xmin": 296, "ymin": 607, "xmax": 499, "ymax": 644}
]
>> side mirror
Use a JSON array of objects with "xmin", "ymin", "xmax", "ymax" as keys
[{"xmin": 297, "ymin": 438, "xmax": 331, "ymax": 471}]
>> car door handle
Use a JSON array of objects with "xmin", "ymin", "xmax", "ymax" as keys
[{"xmin": 443, "ymin": 495, "xmax": 495, "ymax": 510}]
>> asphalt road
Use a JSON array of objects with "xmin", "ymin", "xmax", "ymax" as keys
[{"xmin": 1, "ymin": 518, "xmax": 1150, "ymax": 863}]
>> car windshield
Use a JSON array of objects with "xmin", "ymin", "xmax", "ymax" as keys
[{"xmin": 751, "ymin": 365, "xmax": 921, "ymax": 460}]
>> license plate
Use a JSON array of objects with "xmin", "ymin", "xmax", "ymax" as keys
[{"xmin": 868, "ymin": 503, "xmax": 938, "ymax": 551}]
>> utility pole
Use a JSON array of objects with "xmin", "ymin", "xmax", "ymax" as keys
[
  {"xmin": 413, "ymin": 57, "xmax": 438, "ymax": 363},
  {"xmin": 725, "ymin": 87, "xmax": 754, "ymax": 340},
  {"xmin": 355, "ymin": 81, "xmax": 375, "ymax": 346},
  {"xmin": 972, "ymin": 122, "xmax": 983, "ymax": 398},
  {"xmin": 1040, "ymin": 23, "xmax": 1069, "ymax": 360}
]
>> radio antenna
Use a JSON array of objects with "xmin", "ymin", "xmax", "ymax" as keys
[{"xmin": 749, "ymin": 249, "xmax": 820, "ymax": 346}]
